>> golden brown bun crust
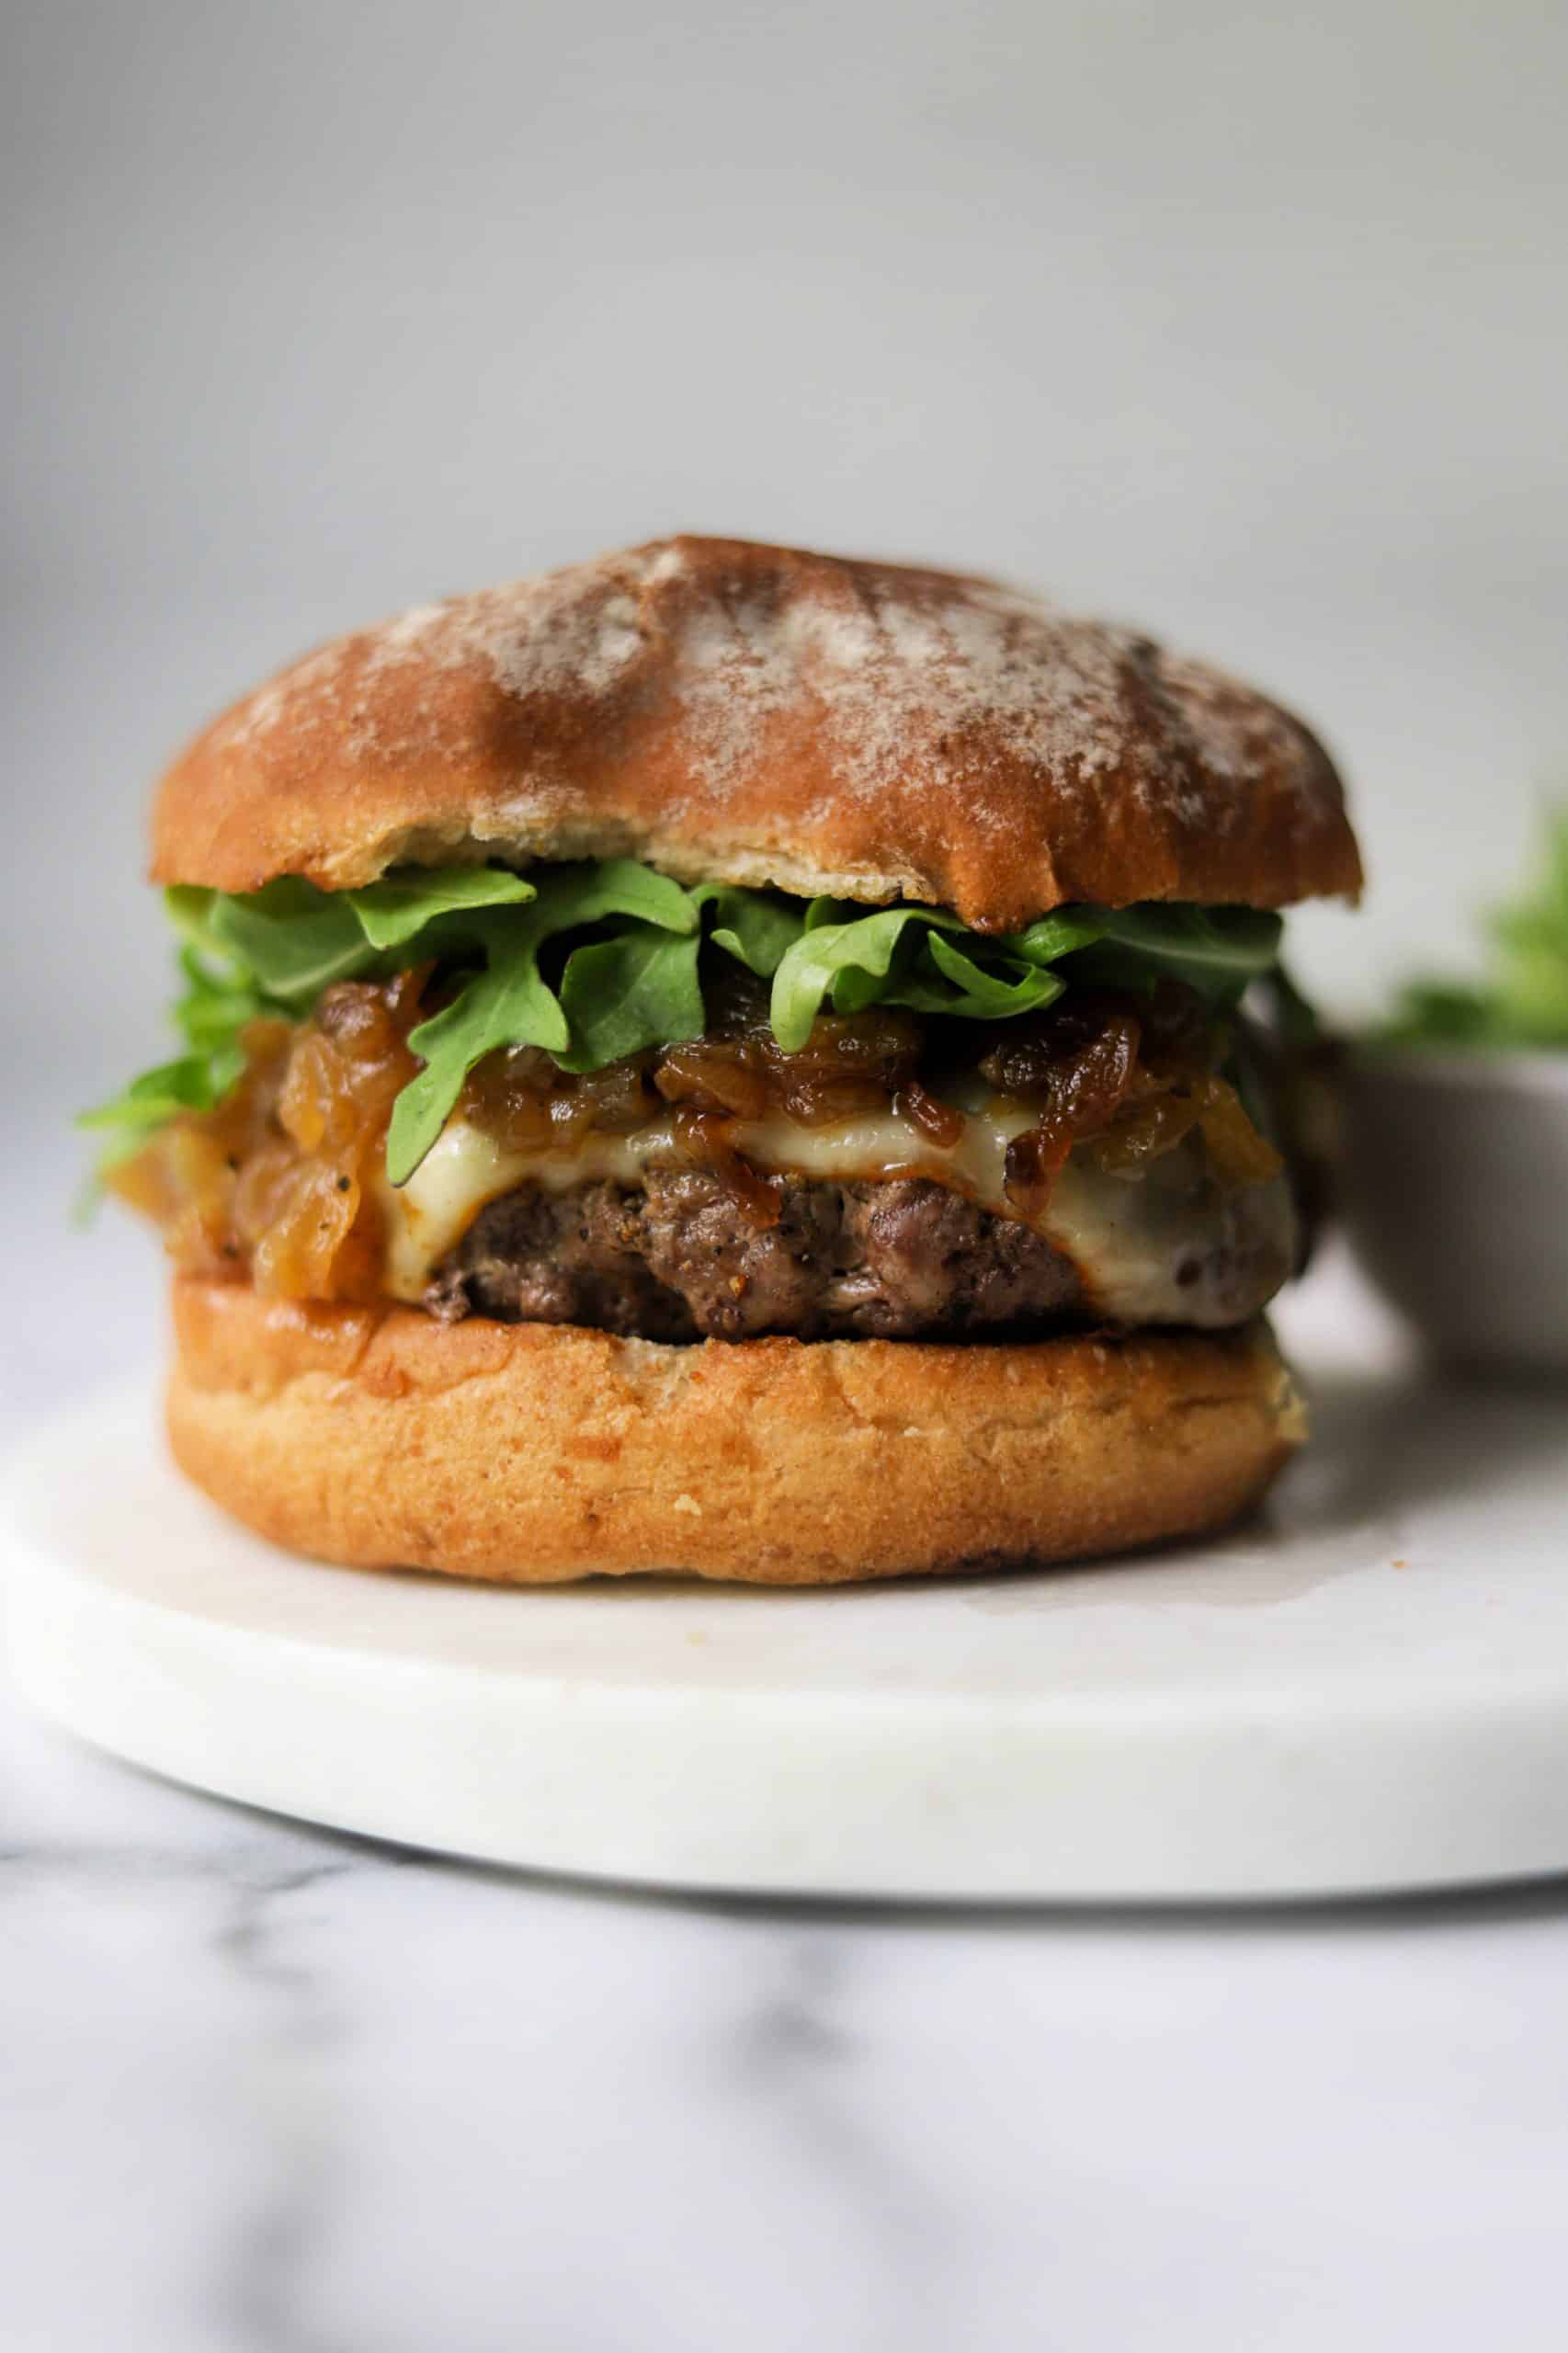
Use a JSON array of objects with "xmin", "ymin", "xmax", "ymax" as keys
[
  {"xmin": 153, "ymin": 537, "xmax": 1361, "ymax": 930},
  {"xmin": 166, "ymin": 1278, "xmax": 1306, "ymax": 1586}
]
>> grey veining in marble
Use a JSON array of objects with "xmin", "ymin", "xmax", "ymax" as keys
[{"xmin": 8, "ymin": 1683, "xmax": 1568, "ymax": 2353}]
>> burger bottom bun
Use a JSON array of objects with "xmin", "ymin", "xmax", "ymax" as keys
[{"xmin": 167, "ymin": 1278, "xmax": 1306, "ymax": 1587}]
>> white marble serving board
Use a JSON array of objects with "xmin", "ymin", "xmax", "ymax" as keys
[{"xmin": 5, "ymin": 1273, "xmax": 1566, "ymax": 1901}]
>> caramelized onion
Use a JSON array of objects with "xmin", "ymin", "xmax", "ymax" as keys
[
  {"xmin": 655, "ymin": 1040, "xmax": 771, "ymax": 1122},
  {"xmin": 111, "ymin": 963, "xmax": 1280, "ymax": 1305},
  {"xmin": 655, "ymin": 1000, "xmax": 927, "ymax": 1130},
  {"xmin": 1002, "ymin": 1130, "xmax": 1057, "ymax": 1222},
  {"xmin": 991, "ymin": 1004, "xmax": 1144, "ymax": 1212},
  {"xmin": 1189, "ymin": 1074, "xmax": 1284, "ymax": 1187},
  {"xmin": 1087, "ymin": 1089, "xmax": 1201, "ymax": 1171},
  {"xmin": 894, "ymin": 1081, "xmax": 966, "ymax": 1149},
  {"xmin": 463, "ymin": 1045, "xmax": 663, "ymax": 1152},
  {"xmin": 670, "ymin": 1108, "xmax": 782, "ymax": 1227},
  {"xmin": 110, "ymin": 981, "xmax": 419, "ymax": 1303}
]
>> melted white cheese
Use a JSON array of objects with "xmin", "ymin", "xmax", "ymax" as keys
[{"xmin": 378, "ymin": 1101, "xmax": 1296, "ymax": 1326}]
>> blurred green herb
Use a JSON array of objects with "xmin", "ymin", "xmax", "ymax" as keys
[{"xmin": 1384, "ymin": 810, "xmax": 1568, "ymax": 1050}]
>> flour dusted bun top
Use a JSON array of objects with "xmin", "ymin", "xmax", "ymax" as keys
[{"xmin": 152, "ymin": 535, "xmax": 1362, "ymax": 928}]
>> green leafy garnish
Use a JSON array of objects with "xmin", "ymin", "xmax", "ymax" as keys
[
  {"xmin": 77, "ymin": 1050, "xmax": 248, "ymax": 1190},
  {"xmin": 1061, "ymin": 905, "xmax": 1285, "ymax": 1006},
  {"xmin": 83, "ymin": 866, "xmax": 542, "ymax": 1174},
  {"xmin": 696, "ymin": 885, "xmax": 803, "ymax": 979},
  {"xmin": 83, "ymin": 861, "xmax": 1290, "ymax": 1187},
  {"xmin": 1383, "ymin": 810, "xmax": 1568, "ymax": 1051},
  {"xmin": 168, "ymin": 866, "xmax": 539, "ymax": 1002},
  {"xmin": 385, "ymin": 862, "xmax": 697, "ymax": 1180},
  {"xmin": 767, "ymin": 901, "xmax": 1108, "ymax": 1047},
  {"xmin": 348, "ymin": 866, "xmax": 538, "ymax": 949},
  {"xmin": 81, "ymin": 945, "xmax": 267, "ymax": 1170},
  {"xmin": 169, "ymin": 879, "xmax": 371, "ymax": 1004}
]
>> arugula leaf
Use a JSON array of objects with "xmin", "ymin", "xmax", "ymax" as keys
[
  {"xmin": 171, "ymin": 947, "xmax": 272, "ymax": 1052},
  {"xmin": 347, "ymin": 865, "xmax": 536, "ymax": 949},
  {"xmin": 165, "ymin": 883, "xmax": 238, "ymax": 965},
  {"xmin": 80, "ymin": 943, "xmax": 265, "ymax": 1169},
  {"xmin": 85, "ymin": 868, "xmax": 551, "ymax": 1176},
  {"xmin": 198, "ymin": 879, "xmax": 376, "ymax": 1003},
  {"xmin": 698, "ymin": 886, "xmax": 806, "ymax": 978},
  {"xmin": 1056, "ymin": 906, "xmax": 1283, "ymax": 1008},
  {"xmin": 79, "ymin": 1051, "xmax": 244, "ymax": 1131},
  {"xmin": 1100, "ymin": 904, "xmax": 1282, "ymax": 970},
  {"xmin": 768, "ymin": 902, "xmax": 1099, "ymax": 1046},
  {"xmin": 770, "ymin": 907, "xmax": 937, "ymax": 1047},
  {"xmin": 536, "ymin": 858, "xmax": 698, "ymax": 940},
  {"xmin": 384, "ymin": 862, "xmax": 699, "ymax": 1181},
  {"xmin": 168, "ymin": 866, "xmax": 542, "ymax": 1001},
  {"xmin": 555, "ymin": 927, "xmax": 705, "ymax": 1073},
  {"xmin": 89, "ymin": 858, "xmax": 1296, "ymax": 1191},
  {"xmin": 387, "ymin": 914, "xmax": 569, "ymax": 1182},
  {"xmin": 78, "ymin": 1048, "xmax": 247, "ymax": 1176},
  {"xmin": 1009, "ymin": 910, "xmax": 1109, "ymax": 965},
  {"xmin": 1097, "ymin": 906, "xmax": 1284, "ymax": 991},
  {"xmin": 921, "ymin": 933, "xmax": 1069, "ymax": 1020}
]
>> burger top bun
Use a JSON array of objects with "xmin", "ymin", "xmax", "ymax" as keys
[{"xmin": 153, "ymin": 536, "xmax": 1362, "ymax": 933}]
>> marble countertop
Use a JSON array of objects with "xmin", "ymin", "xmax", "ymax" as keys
[
  {"xmin": 9, "ymin": 1690, "xmax": 1568, "ymax": 2352},
  {"xmin": 6, "ymin": 1129, "xmax": 1568, "ymax": 2348}
]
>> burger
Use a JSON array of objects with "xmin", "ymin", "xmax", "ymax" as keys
[{"xmin": 87, "ymin": 536, "xmax": 1362, "ymax": 1586}]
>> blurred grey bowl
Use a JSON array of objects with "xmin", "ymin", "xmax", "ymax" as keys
[{"xmin": 1341, "ymin": 1048, "xmax": 1568, "ymax": 1374}]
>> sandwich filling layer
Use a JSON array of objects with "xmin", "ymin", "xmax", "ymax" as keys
[
  {"xmin": 399, "ymin": 1116, "xmax": 1292, "ymax": 1336},
  {"xmin": 89, "ymin": 861, "xmax": 1311, "ymax": 1343}
]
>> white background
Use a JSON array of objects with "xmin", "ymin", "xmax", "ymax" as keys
[
  {"xmin": 5, "ymin": 0, "xmax": 1567, "ymax": 1090},
  {"xmin": 3, "ymin": 5, "xmax": 1567, "ymax": 2345}
]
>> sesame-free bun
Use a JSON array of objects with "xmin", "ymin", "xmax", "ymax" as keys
[
  {"xmin": 153, "ymin": 537, "xmax": 1361, "ymax": 932},
  {"xmin": 166, "ymin": 1277, "xmax": 1305, "ymax": 1586}
]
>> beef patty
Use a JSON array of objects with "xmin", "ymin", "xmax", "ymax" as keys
[{"xmin": 425, "ymin": 1171, "xmax": 1090, "ymax": 1342}]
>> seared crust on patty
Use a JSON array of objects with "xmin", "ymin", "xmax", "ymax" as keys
[
  {"xmin": 426, "ymin": 1174, "xmax": 1090, "ymax": 1342},
  {"xmin": 167, "ymin": 1277, "xmax": 1306, "ymax": 1586},
  {"xmin": 152, "ymin": 535, "xmax": 1362, "ymax": 929}
]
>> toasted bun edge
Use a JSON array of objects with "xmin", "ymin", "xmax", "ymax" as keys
[{"xmin": 165, "ymin": 1277, "xmax": 1305, "ymax": 1586}]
